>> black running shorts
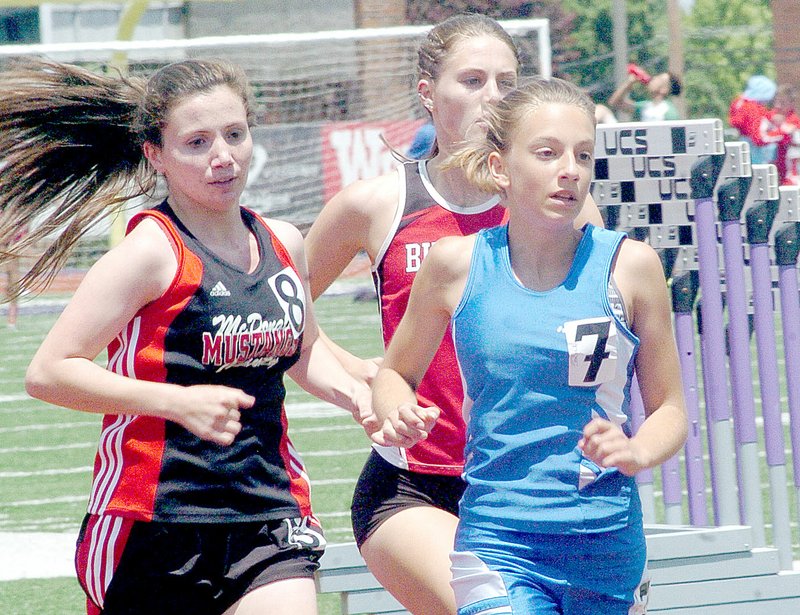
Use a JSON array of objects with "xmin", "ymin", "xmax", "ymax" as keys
[
  {"xmin": 351, "ymin": 449, "xmax": 466, "ymax": 548},
  {"xmin": 78, "ymin": 514, "xmax": 325, "ymax": 614}
]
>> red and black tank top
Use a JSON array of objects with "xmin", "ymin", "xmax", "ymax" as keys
[
  {"xmin": 87, "ymin": 202, "xmax": 314, "ymax": 523},
  {"xmin": 372, "ymin": 162, "xmax": 507, "ymax": 475}
]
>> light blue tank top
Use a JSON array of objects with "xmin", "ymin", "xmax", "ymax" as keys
[{"xmin": 452, "ymin": 224, "xmax": 641, "ymax": 535}]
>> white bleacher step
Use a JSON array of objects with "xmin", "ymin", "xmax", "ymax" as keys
[
  {"xmin": 645, "ymin": 524, "xmax": 754, "ymax": 561},
  {"xmin": 643, "ymin": 525, "xmax": 800, "ymax": 612},
  {"xmin": 316, "ymin": 568, "xmax": 383, "ymax": 594},
  {"xmin": 649, "ymin": 546, "xmax": 781, "ymax": 585},
  {"xmin": 316, "ymin": 542, "xmax": 368, "ymax": 568},
  {"xmin": 315, "ymin": 542, "xmax": 379, "ymax": 594},
  {"xmin": 343, "ymin": 588, "xmax": 408, "ymax": 615},
  {"xmin": 648, "ymin": 569, "xmax": 800, "ymax": 613},
  {"xmin": 644, "ymin": 525, "xmax": 786, "ymax": 586},
  {"xmin": 316, "ymin": 543, "xmax": 409, "ymax": 614},
  {"xmin": 649, "ymin": 598, "xmax": 800, "ymax": 615}
]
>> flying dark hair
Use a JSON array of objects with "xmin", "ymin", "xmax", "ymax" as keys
[
  {"xmin": 0, "ymin": 57, "xmax": 253, "ymax": 298},
  {"xmin": 668, "ymin": 72, "xmax": 682, "ymax": 97}
]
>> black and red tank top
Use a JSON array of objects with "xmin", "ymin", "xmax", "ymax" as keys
[{"xmin": 87, "ymin": 202, "xmax": 314, "ymax": 523}]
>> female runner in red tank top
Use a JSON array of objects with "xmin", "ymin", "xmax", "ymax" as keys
[{"xmin": 304, "ymin": 14, "xmax": 603, "ymax": 615}]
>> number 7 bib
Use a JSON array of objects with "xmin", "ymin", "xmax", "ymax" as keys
[{"xmin": 563, "ymin": 317, "xmax": 618, "ymax": 387}]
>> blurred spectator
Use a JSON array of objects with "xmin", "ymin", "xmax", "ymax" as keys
[
  {"xmin": 407, "ymin": 122, "xmax": 435, "ymax": 158},
  {"xmin": 728, "ymin": 75, "xmax": 782, "ymax": 164},
  {"xmin": 608, "ymin": 63, "xmax": 682, "ymax": 122},
  {"xmin": 2, "ymin": 224, "xmax": 26, "ymax": 329},
  {"xmin": 594, "ymin": 102, "xmax": 618, "ymax": 124},
  {"xmin": 770, "ymin": 84, "xmax": 800, "ymax": 185}
]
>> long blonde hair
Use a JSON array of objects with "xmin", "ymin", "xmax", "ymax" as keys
[{"xmin": 0, "ymin": 58, "xmax": 253, "ymax": 299}]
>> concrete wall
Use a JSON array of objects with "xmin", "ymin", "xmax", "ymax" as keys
[{"xmin": 185, "ymin": 0, "xmax": 356, "ymax": 37}]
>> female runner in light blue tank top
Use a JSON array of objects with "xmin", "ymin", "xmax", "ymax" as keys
[{"xmin": 369, "ymin": 77, "xmax": 688, "ymax": 614}]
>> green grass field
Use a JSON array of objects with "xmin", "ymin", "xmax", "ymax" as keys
[
  {"xmin": 0, "ymin": 291, "xmax": 382, "ymax": 615},
  {"xmin": 1, "ymin": 288, "xmax": 798, "ymax": 615}
]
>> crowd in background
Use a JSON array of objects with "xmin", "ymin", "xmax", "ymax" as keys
[
  {"xmin": 602, "ymin": 65, "xmax": 800, "ymax": 187},
  {"xmin": 728, "ymin": 74, "xmax": 800, "ymax": 186}
]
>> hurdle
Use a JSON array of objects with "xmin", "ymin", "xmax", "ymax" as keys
[
  {"xmin": 670, "ymin": 269, "xmax": 707, "ymax": 526},
  {"xmin": 746, "ymin": 196, "xmax": 794, "ymax": 569},
  {"xmin": 776, "ymin": 216, "xmax": 800, "ymax": 539},
  {"xmin": 593, "ymin": 119, "xmax": 799, "ymax": 575},
  {"xmin": 594, "ymin": 122, "xmax": 745, "ymax": 529},
  {"xmin": 716, "ymin": 172, "xmax": 765, "ymax": 547}
]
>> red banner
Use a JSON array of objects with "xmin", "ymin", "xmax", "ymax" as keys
[{"xmin": 321, "ymin": 119, "xmax": 427, "ymax": 204}]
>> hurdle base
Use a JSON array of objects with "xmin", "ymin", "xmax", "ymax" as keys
[{"xmin": 645, "ymin": 524, "xmax": 800, "ymax": 613}]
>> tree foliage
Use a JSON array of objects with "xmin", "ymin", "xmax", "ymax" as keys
[
  {"xmin": 555, "ymin": 1, "xmax": 670, "ymax": 103},
  {"xmin": 683, "ymin": 0, "xmax": 773, "ymax": 122},
  {"xmin": 406, "ymin": 0, "xmax": 776, "ymax": 125}
]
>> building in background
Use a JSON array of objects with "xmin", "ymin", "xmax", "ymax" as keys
[
  {"xmin": 0, "ymin": 1, "xmax": 358, "ymax": 44},
  {"xmin": 771, "ymin": 0, "xmax": 800, "ymax": 89}
]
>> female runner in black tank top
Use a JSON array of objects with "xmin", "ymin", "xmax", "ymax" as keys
[{"xmin": 4, "ymin": 58, "xmax": 372, "ymax": 615}]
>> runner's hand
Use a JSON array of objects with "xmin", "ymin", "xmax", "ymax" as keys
[
  {"xmin": 169, "ymin": 385, "xmax": 255, "ymax": 446},
  {"xmin": 579, "ymin": 417, "xmax": 646, "ymax": 477},
  {"xmin": 370, "ymin": 403, "xmax": 439, "ymax": 448}
]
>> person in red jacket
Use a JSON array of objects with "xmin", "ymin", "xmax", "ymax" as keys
[
  {"xmin": 770, "ymin": 84, "xmax": 800, "ymax": 185},
  {"xmin": 729, "ymin": 75, "xmax": 781, "ymax": 164}
]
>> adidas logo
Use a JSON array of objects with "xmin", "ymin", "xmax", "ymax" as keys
[{"xmin": 210, "ymin": 281, "xmax": 231, "ymax": 297}]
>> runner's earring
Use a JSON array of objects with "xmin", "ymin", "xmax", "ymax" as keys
[{"xmin": 418, "ymin": 93, "xmax": 432, "ymax": 111}]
